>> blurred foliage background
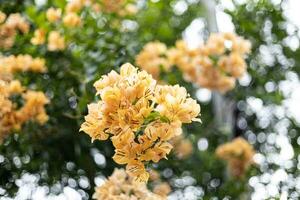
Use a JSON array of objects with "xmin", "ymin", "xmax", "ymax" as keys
[{"xmin": 0, "ymin": 0, "xmax": 300, "ymax": 199}]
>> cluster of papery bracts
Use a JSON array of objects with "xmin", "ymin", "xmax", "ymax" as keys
[
  {"xmin": 31, "ymin": 0, "xmax": 138, "ymax": 51},
  {"xmin": 0, "ymin": 55, "xmax": 48, "ymax": 141},
  {"xmin": 80, "ymin": 63, "xmax": 201, "ymax": 182},
  {"xmin": 136, "ymin": 32, "xmax": 251, "ymax": 93},
  {"xmin": 93, "ymin": 168, "xmax": 166, "ymax": 200},
  {"xmin": 216, "ymin": 137, "xmax": 255, "ymax": 177},
  {"xmin": 0, "ymin": 12, "xmax": 29, "ymax": 49}
]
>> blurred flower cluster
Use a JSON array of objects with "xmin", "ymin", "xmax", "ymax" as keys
[
  {"xmin": 170, "ymin": 134, "xmax": 193, "ymax": 159},
  {"xmin": 216, "ymin": 137, "xmax": 255, "ymax": 177},
  {"xmin": 136, "ymin": 33, "xmax": 251, "ymax": 93},
  {"xmin": 96, "ymin": 0, "xmax": 138, "ymax": 15},
  {"xmin": 0, "ymin": 55, "xmax": 48, "ymax": 141},
  {"xmin": 136, "ymin": 42, "xmax": 172, "ymax": 80},
  {"xmin": 0, "ymin": 12, "xmax": 29, "ymax": 49},
  {"xmin": 80, "ymin": 63, "xmax": 201, "ymax": 182},
  {"xmin": 93, "ymin": 168, "xmax": 165, "ymax": 200},
  {"xmin": 31, "ymin": 0, "xmax": 137, "ymax": 51},
  {"xmin": 32, "ymin": 0, "xmax": 84, "ymax": 51},
  {"xmin": 149, "ymin": 169, "xmax": 172, "ymax": 197}
]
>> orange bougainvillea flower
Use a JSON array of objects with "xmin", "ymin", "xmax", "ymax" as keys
[
  {"xmin": 63, "ymin": 12, "xmax": 81, "ymax": 27},
  {"xmin": 31, "ymin": 29, "xmax": 46, "ymax": 45},
  {"xmin": 47, "ymin": 31, "xmax": 65, "ymax": 51},
  {"xmin": 0, "ymin": 12, "xmax": 29, "ymax": 49},
  {"xmin": 216, "ymin": 137, "xmax": 255, "ymax": 177},
  {"xmin": 136, "ymin": 41, "xmax": 171, "ymax": 80},
  {"xmin": 137, "ymin": 33, "xmax": 251, "ymax": 93},
  {"xmin": 93, "ymin": 168, "xmax": 165, "ymax": 200},
  {"xmin": 80, "ymin": 63, "xmax": 201, "ymax": 182},
  {"xmin": 46, "ymin": 7, "xmax": 62, "ymax": 22},
  {"xmin": 0, "ymin": 55, "xmax": 49, "ymax": 141}
]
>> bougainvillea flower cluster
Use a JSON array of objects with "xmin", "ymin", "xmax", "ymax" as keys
[
  {"xmin": 216, "ymin": 137, "xmax": 255, "ymax": 177},
  {"xmin": 0, "ymin": 12, "xmax": 29, "ymax": 49},
  {"xmin": 31, "ymin": 0, "xmax": 138, "ymax": 51},
  {"xmin": 135, "ymin": 41, "xmax": 172, "ymax": 80},
  {"xmin": 93, "ymin": 168, "xmax": 165, "ymax": 200},
  {"xmin": 170, "ymin": 134, "xmax": 193, "ymax": 159},
  {"xmin": 148, "ymin": 169, "xmax": 172, "ymax": 197},
  {"xmin": 196, "ymin": 33, "xmax": 251, "ymax": 92},
  {"xmin": 136, "ymin": 33, "xmax": 251, "ymax": 93},
  {"xmin": 0, "ymin": 55, "xmax": 49, "ymax": 141},
  {"xmin": 80, "ymin": 63, "xmax": 201, "ymax": 182}
]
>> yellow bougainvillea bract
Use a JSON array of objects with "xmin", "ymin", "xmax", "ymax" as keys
[
  {"xmin": 136, "ymin": 33, "xmax": 251, "ymax": 93},
  {"xmin": 93, "ymin": 168, "xmax": 165, "ymax": 200},
  {"xmin": 216, "ymin": 137, "xmax": 255, "ymax": 177},
  {"xmin": 80, "ymin": 63, "xmax": 201, "ymax": 182},
  {"xmin": 0, "ymin": 55, "xmax": 49, "ymax": 141},
  {"xmin": 0, "ymin": 12, "xmax": 29, "ymax": 49}
]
